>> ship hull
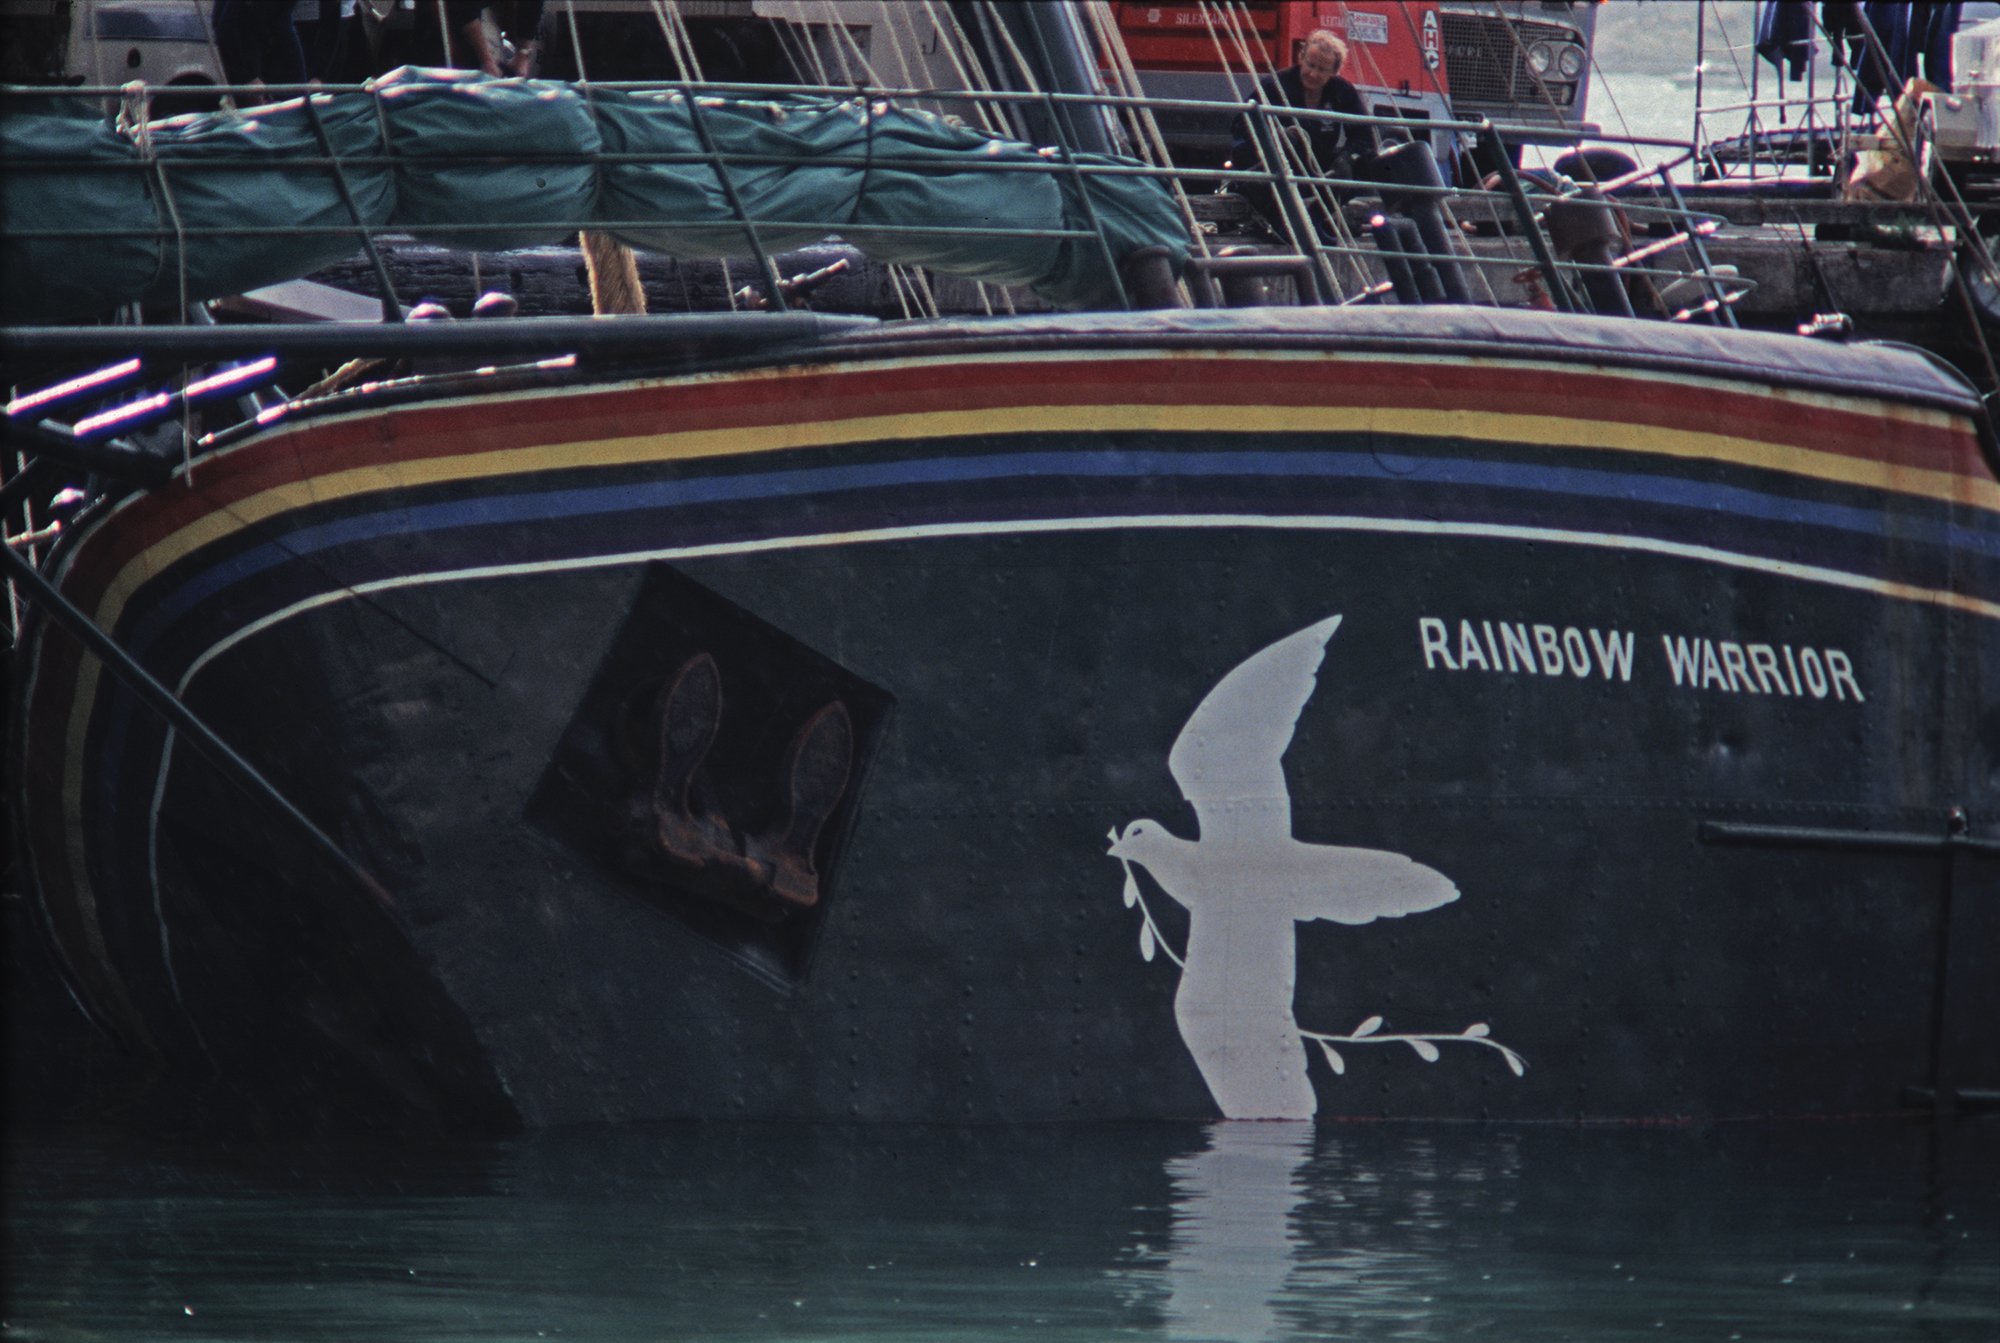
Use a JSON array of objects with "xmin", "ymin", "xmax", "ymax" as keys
[{"xmin": 15, "ymin": 310, "xmax": 1999, "ymax": 1129}]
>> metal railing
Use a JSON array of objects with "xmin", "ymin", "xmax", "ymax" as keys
[
  {"xmin": 0, "ymin": 68, "xmax": 1778, "ymax": 652},
  {"xmin": 0, "ymin": 73, "xmax": 1746, "ymax": 333}
]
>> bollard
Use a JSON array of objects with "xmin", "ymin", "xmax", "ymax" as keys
[
  {"xmin": 1376, "ymin": 140, "xmax": 1470, "ymax": 304},
  {"xmin": 1219, "ymin": 271, "xmax": 1271, "ymax": 307},
  {"xmin": 1393, "ymin": 217, "xmax": 1447, "ymax": 304},
  {"xmin": 1367, "ymin": 214, "xmax": 1422, "ymax": 305},
  {"xmin": 1544, "ymin": 189, "xmax": 1635, "ymax": 318},
  {"xmin": 1183, "ymin": 253, "xmax": 1321, "ymax": 308},
  {"xmin": 1122, "ymin": 245, "xmax": 1185, "ymax": 310}
]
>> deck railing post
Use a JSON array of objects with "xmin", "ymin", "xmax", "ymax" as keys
[
  {"xmin": 1658, "ymin": 166, "xmax": 1739, "ymax": 328},
  {"xmin": 1243, "ymin": 104, "xmax": 1338, "ymax": 305},
  {"xmin": 302, "ymin": 92, "xmax": 403, "ymax": 323},
  {"xmin": 1694, "ymin": 0, "xmax": 1708, "ymax": 155},
  {"xmin": 1476, "ymin": 122, "xmax": 1576, "ymax": 314},
  {"xmin": 680, "ymin": 87, "xmax": 789, "ymax": 313}
]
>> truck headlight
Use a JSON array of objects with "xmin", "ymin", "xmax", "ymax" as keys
[
  {"xmin": 1557, "ymin": 44, "xmax": 1586, "ymax": 79},
  {"xmin": 1526, "ymin": 42, "xmax": 1554, "ymax": 77}
]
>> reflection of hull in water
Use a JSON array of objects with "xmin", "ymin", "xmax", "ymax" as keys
[
  {"xmin": 14, "ymin": 308, "xmax": 1999, "ymax": 1131},
  {"xmin": 10, "ymin": 1117, "xmax": 1982, "ymax": 1334}
]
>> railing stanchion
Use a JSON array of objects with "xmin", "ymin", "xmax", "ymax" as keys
[
  {"xmin": 1244, "ymin": 104, "xmax": 1338, "ymax": 305},
  {"xmin": 303, "ymin": 92, "xmax": 403, "ymax": 323},
  {"xmin": 1659, "ymin": 167, "xmax": 1739, "ymax": 328},
  {"xmin": 1478, "ymin": 122, "xmax": 1576, "ymax": 314},
  {"xmin": 681, "ymin": 85, "xmax": 789, "ymax": 312}
]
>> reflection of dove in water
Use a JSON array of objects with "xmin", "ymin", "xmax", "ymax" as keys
[{"xmin": 1107, "ymin": 615, "xmax": 1457, "ymax": 1119}]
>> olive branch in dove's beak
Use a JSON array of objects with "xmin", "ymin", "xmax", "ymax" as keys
[{"xmin": 1108, "ymin": 826, "xmax": 1181, "ymax": 967}]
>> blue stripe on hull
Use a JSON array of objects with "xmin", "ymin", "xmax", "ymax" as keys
[{"xmin": 114, "ymin": 436, "xmax": 1996, "ymax": 673}]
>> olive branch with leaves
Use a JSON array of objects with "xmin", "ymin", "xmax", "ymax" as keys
[
  {"xmin": 1114, "ymin": 855, "xmax": 1526, "ymax": 1077},
  {"xmin": 1115, "ymin": 853, "xmax": 1185, "ymax": 968},
  {"xmin": 1299, "ymin": 1016, "xmax": 1527, "ymax": 1076}
]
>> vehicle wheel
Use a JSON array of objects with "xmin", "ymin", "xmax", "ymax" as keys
[
  {"xmin": 1960, "ymin": 222, "xmax": 2000, "ymax": 329},
  {"xmin": 1552, "ymin": 146, "xmax": 1640, "ymax": 186}
]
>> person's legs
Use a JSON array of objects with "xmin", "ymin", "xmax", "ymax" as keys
[
  {"xmin": 211, "ymin": 1, "xmax": 260, "ymax": 86},
  {"xmin": 250, "ymin": 1, "xmax": 307, "ymax": 86}
]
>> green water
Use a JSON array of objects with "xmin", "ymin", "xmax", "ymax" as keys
[{"xmin": 5, "ymin": 1118, "xmax": 1995, "ymax": 1341}]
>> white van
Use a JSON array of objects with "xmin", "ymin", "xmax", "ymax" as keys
[{"xmin": 1, "ymin": 1, "xmax": 225, "ymax": 116}]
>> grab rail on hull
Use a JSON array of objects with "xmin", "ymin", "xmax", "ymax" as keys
[
  {"xmin": 0, "ymin": 539, "xmax": 395, "ymax": 915},
  {"xmin": 1702, "ymin": 816, "xmax": 2000, "ymax": 1119}
]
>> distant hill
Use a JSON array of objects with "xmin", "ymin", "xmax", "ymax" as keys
[
  {"xmin": 1591, "ymin": 0, "xmax": 2000, "ymax": 84},
  {"xmin": 1591, "ymin": 0, "xmax": 1705, "ymax": 79}
]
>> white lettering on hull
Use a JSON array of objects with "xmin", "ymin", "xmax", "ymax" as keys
[
  {"xmin": 1418, "ymin": 617, "xmax": 1635, "ymax": 681},
  {"xmin": 1659, "ymin": 635, "xmax": 1864, "ymax": 700},
  {"xmin": 1420, "ymin": 618, "xmax": 1865, "ymax": 701}
]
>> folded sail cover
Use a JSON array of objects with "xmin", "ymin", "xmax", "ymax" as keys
[{"xmin": 2, "ymin": 67, "xmax": 1188, "ymax": 321}]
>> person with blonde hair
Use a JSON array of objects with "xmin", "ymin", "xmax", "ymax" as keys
[{"xmin": 1228, "ymin": 29, "xmax": 1375, "ymax": 233}]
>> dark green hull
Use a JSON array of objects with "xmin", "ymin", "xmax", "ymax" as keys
[{"xmin": 15, "ymin": 310, "xmax": 1999, "ymax": 1129}]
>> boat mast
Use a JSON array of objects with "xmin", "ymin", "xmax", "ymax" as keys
[{"xmin": 1693, "ymin": 0, "xmax": 1706, "ymax": 164}]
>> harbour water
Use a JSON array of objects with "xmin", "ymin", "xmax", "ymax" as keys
[{"xmin": 7, "ymin": 1117, "xmax": 1995, "ymax": 1340}]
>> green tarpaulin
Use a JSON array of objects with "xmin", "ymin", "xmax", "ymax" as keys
[{"xmin": 1, "ymin": 67, "xmax": 1187, "ymax": 322}]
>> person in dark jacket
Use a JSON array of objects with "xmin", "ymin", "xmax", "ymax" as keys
[
  {"xmin": 212, "ymin": 0, "xmax": 308, "ymax": 104},
  {"xmin": 341, "ymin": 0, "xmax": 545, "ymax": 78},
  {"xmin": 1228, "ymin": 30, "xmax": 1374, "ymax": 234}
]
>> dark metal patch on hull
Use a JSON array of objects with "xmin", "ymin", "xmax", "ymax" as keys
[{"xmin": 525, "ymin": 562, "xmax": 893, "ymax": 989}]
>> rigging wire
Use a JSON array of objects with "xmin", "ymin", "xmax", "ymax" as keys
[
  {"xmin": 922, "ymin": 1, "xmax": 1018, "ymax": 312},
  {"xmin": 916, "ymin": 0, "xmax": 1005, "ymax": 137},
  {"xmin": 817, "ymin": 1, "xmax": 935, "ymax": 319},
  {"xmin": 640, "ymin": 0, "xmax": 750, "ymax": 311},
  {"xmin": 1080, "ymin": 0, "xmax": 1210, "ymax": 268},
  {"xmin": 1211, "ymin": 0, "xmax": 1352, "ymax": 296}
]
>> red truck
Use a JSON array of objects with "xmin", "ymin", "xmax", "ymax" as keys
[{"xmin": 1112, "ymin": 0, "xmax": 1598, "ymax": 168}]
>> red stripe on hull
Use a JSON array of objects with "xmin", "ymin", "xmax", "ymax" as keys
[{"xmin": 51, "ymin": 355, "xmax": 1988, "ymax": 622}]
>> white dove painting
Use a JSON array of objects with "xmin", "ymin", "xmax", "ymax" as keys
[{"xmin": 1107, "ymin": 616, "xmax": 1462, "ymax": 1120}]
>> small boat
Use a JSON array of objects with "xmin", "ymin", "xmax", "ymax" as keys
[{"xmin": 5, "ymin": 5, "xmax": 1996, "ymax": 1134}]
